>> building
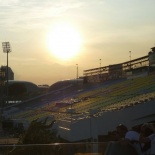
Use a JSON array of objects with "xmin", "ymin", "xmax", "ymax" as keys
[
  {"xmin": 0, "ymin": 66, "xmax": 14, "ymax": 103},
  {"xmin": 0, "ymin": 66, "xmax": 14, "ymax": 83},
  {"xmin": 83, "ymin": 47, "xmax": 155, "ymax": 83}
]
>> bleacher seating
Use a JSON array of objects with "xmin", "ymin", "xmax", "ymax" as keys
[{"xmin": 6, "ymin": 74, "xmax": 155, "ymax": 124}]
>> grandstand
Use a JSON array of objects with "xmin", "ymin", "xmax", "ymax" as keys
[{"xmin": 1, "ymin": 46, "xmax": 155, "ymax": 142}]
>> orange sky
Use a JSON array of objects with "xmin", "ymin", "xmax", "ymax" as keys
[{"xmin": 0, "ymin": 0, "xmax": 155, "ymax": 85}]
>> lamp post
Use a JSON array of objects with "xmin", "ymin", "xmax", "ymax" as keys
[
  {"xmin": 99, "ymin": 59, "xmax": 101, "ymax": 81},
  {"xmin": 76, "ymin": 64, "xmax": 78, "ymax": 79},
  {"xmin": 129, "ymin": 51, "xmax": 131, "ymax": 69},
  {"xmin": 99, "ymin": 59, "xmax": 101, "ymax": 73},
  {"xmin": 2, "ymin": 42, "xmax": 11, "ymax": 105}
]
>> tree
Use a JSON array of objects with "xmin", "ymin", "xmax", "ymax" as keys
[
  {"xmin": 9, "ymin": 118, "xmax": 64, "ymax": 155},
  {"xmin": 21, "ymin": 118, "xmax": 57, "ymax": 144}
]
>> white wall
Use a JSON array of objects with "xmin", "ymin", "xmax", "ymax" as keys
[{"xmin": 58, "ymin": 100, "xmax": 155, "ymax": 141}]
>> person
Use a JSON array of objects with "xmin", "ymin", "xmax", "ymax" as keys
[
  {"xmin": 123, "ymin": 125, "xmax": 142, "ymax": 155},
  {"xmin": 104, "ymin": 124, "xmax": 138, "ymax": 155},
  {"xmin": 139, "ymin": 123, "xmax": 155, "ymax": 155},
  {"xmin": 115, "ymin": 124, "xmax": 128, "ymax": 141},
  {"xmin": 115, "ymin": 124, "xmax": 141, "ymax": 154}
]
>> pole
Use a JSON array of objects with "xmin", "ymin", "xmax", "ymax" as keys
[
  {"xmin": 6, "ymin": 52, "xmax": 8, "ymax": 105},
  {"xmin": 99, "ymin": 59, "xmax": 101, "ymax": 74},
  {"xmin": 99, "ymin": 59, "xmax": 101, "ymax": 81},
  {"xmin": 2, "ymin": 42, "xmax": 11, "ymax": 106},
  {"xmin": 76, "ymin": 64, "xmax": 78, "ymax": 79},
  {"xmin": 129, "ymin": 51, "xmax": 131, "ymax": 69}
]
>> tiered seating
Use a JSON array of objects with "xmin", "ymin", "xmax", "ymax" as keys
[
  {"xmin": 10, "ymin": 74, "xmax": 155, "ymax": 122},
  {"xmin": 70, "ymin": 74, "xmax": 155, "ymax": 113}
]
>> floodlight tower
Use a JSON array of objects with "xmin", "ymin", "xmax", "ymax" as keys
[{"xmin": 2, "ymin": 42, "xmax": 11, "ymax": 105}]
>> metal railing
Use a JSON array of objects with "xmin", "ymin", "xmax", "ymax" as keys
[
  {"xmin": 0, "ymin": 141, "xmax": 140, "ymax": 155},
  {"xmin": 0, "ymin": 142, "xmax": 108, "ymax": 155}
]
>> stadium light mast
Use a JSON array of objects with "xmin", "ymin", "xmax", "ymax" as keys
[
  {"xmin": 2, "ymin": 42, "xmax": 12, "ymax": 105},
  {"xmin": 76, "ymin": 64, "xmax": 78, "ymax": 79}
]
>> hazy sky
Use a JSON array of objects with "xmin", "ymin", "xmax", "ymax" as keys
[{"xmin": 0, "ymin": 0, "xmax": 155, "ymax": 85}]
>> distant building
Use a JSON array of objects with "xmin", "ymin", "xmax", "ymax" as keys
[
  {"xmin": 0, "ymin": 66, "xmax": 14, "ymax": 82},
  {"xmin": 83, "ymin": 47, "xmax": 155, "ymax": 83}
]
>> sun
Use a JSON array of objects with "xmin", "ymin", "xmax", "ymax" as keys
[{"xmin": 47, "ymin": 23, "xmax": 82, "ymax": 60}]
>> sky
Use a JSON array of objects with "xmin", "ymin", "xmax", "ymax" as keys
[{"xmin": 0, "ymin": 0, "xmax": 155, "ymax": 86}]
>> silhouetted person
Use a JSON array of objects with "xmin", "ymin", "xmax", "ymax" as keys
[
  {"xmin": 115, "ymin": 124, "xmax": 128, "ymax": 141},
  {"xmin": 139, "ymin": 123, "xmax": 155, "ymax": 155},
  {"xmin": 115, "ymin": 124, "xmax": 142, "ymax": 155}
]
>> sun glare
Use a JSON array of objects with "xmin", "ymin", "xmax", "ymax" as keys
[{"xmin": 47, "ymin": 23, "xmax": 82, "ymax": 60}]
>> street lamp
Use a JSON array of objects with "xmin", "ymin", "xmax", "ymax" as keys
[
  {"xmin": 2, "ymin": 42, "xmax": 12, "ymax": 105},
  {"xmin": 129, "ymin": 51, "xmax": 131, "ymax": 69},
  {"xmin": 99, "ymin": 59, "xmax": 101, "ymax": 73},
  {"xmin": 76, "ymin": 64, "xmax": 78, "ymax": 79},
  {"xmin": 99, "ymin": 59, "xmax": 102, "ymax": 81}
]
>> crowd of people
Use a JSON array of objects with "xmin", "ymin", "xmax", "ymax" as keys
[{"xmin": 114, "ymin": 123, "xmax": 155, "ymax": 155}]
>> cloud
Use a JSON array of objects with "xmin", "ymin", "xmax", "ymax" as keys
[
  {"xmin": 0, "ymin": 0, "xmax": 82, "ymax": 29},
  {"xmin": 0, "ymin": 0, "xmax": 106, "ymax": 31}
]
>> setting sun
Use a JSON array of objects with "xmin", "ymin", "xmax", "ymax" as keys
[{"xmin": 47, "ymin": 23, "xmax": 82, "ymax": 60}]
